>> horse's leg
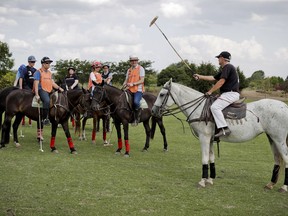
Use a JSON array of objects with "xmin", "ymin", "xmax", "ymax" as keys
[
  {"xmin": 50, "ymin": 121, "xmax": 58, "ymax": 153},
  {"xmin": 114, "ymin": 119, "xmax": 123, "ymax": 154},
  {"xmin": 142, "ymin": 120, "xmax": 151, "ymax": 152},
  {"xmin": 12, "ymin": 113, "xmax": 23, "ymax": 147},
  {"xmin": 61, "ymin": 120, "xmax": 77, "ymax": 154},
  {"xmin": 206, "ymin": 138, "xmax": 216, "ymax": 186},
  {"xmin": 102, "ymin": 116, "xmax": 108, "ymax": 145},
  {"xmin": 0, "ymin": 113, "xmax": 13, "ymax": 148},
  {"xmin": 123, "ymin": 121, "xmax": 130, "ymax": 157},
  {"xmin": 156, "ymin": 117, "xmax": 168, "ymax": 151},
  {"xmin": 198, "ymin": 134, "xmax": 213, "ymax": 188},
  {"xmin": 79, "ymin": 117, "xmax": 87, "ymax": 141},
  {"xmin": 91, "ymin": 115, "xmax": 97, "ymax": 145},
  {"xmin": 264, "ymin": 135, "xmax": 281, "ymax": 190},
  {"xmin": 36, "ymin": 119, "xmax": 44, "ymax": 142}
]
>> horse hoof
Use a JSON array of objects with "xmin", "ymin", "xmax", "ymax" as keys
[
  {"xmin": 205, "ymin": 178, "xmax": 214, "ymax": 186},
  {"xmin": 142, "ymin": 148, "xmax": 148, "ymax": 152},
  {"xmin": 124, "ymin": 152, "xmax": 130, "ymax": 158},
  {"xmin": 278, "ymin": 185, "xmax": 287, "ymax": 193},
  {"xmin": 15, "ymin": 143, "xmax": 21, "ymax": 148},
  {"xmin": 71, "ymin": 151, "xmax": 78, "ymax": 155},
  {"xmin": 197, "ymin": 179, "xmax": 206, "ymax": 188},
  {"xmin": 163, "ymin": 148, "xmax": 168, "ymax": 152},
  {"xmin": 51, "ymin": 149, "xmax": 59, "ymax": 154},
  {"xmin": 91, "ymin": 141, "xmax": 96, "ymax": 145},
  {"xmin": 103, "ymin": 142, "xmax": 113, "ymax": 147},
  {"xmin": 115, "ymin": 151, "xmax": 121, "ymax": 155}
]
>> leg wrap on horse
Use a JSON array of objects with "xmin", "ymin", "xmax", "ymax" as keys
[
  {"xmin": 92, "ymin": 130, "xmax": 96, "ymax": 141},
  {"xmin": 202, "ymin": 164, "xmax": 209, "ymax": 179},
  {"xmin": 50, "ymin": 136, "xmax": 56, "ymax": 148},
  {"xmin": 125, "ymin": 140, "xmax": 130, "ymax": 153},
  {"xmin": 67, "ymin": 137, "xmax": 74, "ymax": 149},
  {"xmin": 103, "ymin": 131, "xmax": 106, "ymax": 140},
  {"xmin": 284, "ymin": 168, "xmax": 288, "ymax": 186},
  {"xmin": 271, "ymin": 164, "xmax": 280, "ymax": 183},
  {"xmin": 210, "ymin": 162, "xmax": 216, "ymax": 179},
  {"xmin": 118, "ymin": 138, "xmax": 123, "ymax": 149}
]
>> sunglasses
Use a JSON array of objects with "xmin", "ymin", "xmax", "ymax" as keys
[
  {"xmin": 44, "ymin": 62, "xmax": 51, "ymax": 65},
  {"xmin": 29, "ymin": 61, "xmax": 36, "ymax": 63}
]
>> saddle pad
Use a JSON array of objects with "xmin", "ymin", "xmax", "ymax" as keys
[
  {"xmin": 124, "ymin": 91, "xmax": 148, "ymax": 109},
  {"xmin": 32, "ymin": 96, "xmax": 43, "ymax": 108}
]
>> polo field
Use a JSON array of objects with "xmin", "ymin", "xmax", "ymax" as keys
[{"xmin": 0, "ymin": 111, "xmax": 287, "ymax": 215}]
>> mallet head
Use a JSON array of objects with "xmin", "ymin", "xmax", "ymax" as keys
[{"xmin": 149, "ymin": 16, "xmax": 158, "ymax": 27}]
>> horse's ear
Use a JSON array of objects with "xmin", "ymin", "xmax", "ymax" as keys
[
  {"xmin": 169, "ymin": 78, "xmax": 173, "ymax": 83},
  {"xmin": 82, "ymin": 87, "xmax": 88, "ymax": 94}
]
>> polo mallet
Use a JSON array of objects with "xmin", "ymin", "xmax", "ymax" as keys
[
  {"xmin": 37, "ymin": 101, "xmax": 44, "ymax": 152},
  {"xmin": 149, "ymin": 16, "xmax": 196, "ymax": 75}
]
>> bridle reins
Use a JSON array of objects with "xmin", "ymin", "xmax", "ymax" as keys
[{"xmin": 159, "ymin": 85, "xmax": 207, "ymax": 123}]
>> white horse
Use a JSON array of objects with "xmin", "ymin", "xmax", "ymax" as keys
[{"xmin": 152, "ymin": 79, "xmax": 288, "ymax": 192}]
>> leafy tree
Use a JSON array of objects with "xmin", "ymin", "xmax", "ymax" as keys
[
  {"xmin": 0, "ymin": 71, "xmax": 15, "ymax": 88},
  {"xmin": 157, "ymin": 62, "xmax": 191, "ymax": 86},
  {"xmin": 237, "ymin": 67, "xmax": 248, "ymax": 91},
  {"xmin": 53, "ymin": 59, "xmax": 91, "ymax": 87},
  {"xmin": 0, "ymin": 41, "xmax": 14, "ymax": 79}
]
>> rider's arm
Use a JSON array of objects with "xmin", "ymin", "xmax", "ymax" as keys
[
  {"xmin": 52, "ymin": 80, "xmax": 64, "ymax": 91},
  {"xmin": 207, "ymin": 78, "xmax": 226, "ymax": 95}
]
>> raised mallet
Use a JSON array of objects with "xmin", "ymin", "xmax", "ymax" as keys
[{"xmin": 149, "ymin": 16, "xmax": 193, "ymax": 72}]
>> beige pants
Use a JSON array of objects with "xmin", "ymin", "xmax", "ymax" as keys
[{"xmin": 210, "ymin": 92, "xmax": 240, "ymax": 128}]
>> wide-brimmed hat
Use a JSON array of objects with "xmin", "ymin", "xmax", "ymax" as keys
[
  {"xmin": 41, "ymin": 56, "xmax": 53, "ymax": 64},
  {"xmin": 91, "ymin": 61, "xmax": 102, "ymax": 68},
  {"xmin": 129, "ymin": 55, "xmax": 139, "ymax": 61},
  {"xmin": 215, "ymin": 51, "xmax": 231, "ymax": 61}
]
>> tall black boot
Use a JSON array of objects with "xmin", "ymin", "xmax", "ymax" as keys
[
  {"xmin": 132, "ymin": 109, "xmax": 141, "ymax": 126},
  {"xmin": 42, "ymin": 108, "xmax": 50, "ymax": 126}
]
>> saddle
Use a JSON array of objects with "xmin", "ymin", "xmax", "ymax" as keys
[
  {"xmin": 192, "ymin": 96, "xmax": 247, "ymax": 124},
  {"xmin": 124, "ymin": 91, "xmax": 148, "ymax": 110}
]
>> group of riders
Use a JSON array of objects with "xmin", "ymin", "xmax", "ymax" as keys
[{"xmin": 13, "ymin": 54, "xmax": 145, "ymax": 127}]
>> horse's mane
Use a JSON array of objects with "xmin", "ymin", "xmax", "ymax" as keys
[{"xmin": 170, "ymin": 82, "xmax": 203, "ymax": 96}]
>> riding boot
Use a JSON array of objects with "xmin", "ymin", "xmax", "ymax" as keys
[
  {"xmin": 42, "ymin": 108, "xmax": 50, "ymax": 126},
  {"xmin": 132, "ymin": 109, "xmax": 141, "ymax": 126}
]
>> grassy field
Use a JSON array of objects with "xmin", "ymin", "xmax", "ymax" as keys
[{"xmin": 0, "ymin": 112, "xmax": 288, "ymax": 215}]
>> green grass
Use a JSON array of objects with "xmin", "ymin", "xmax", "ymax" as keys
[{"xmin": 0, "ymin": 115, "xmax": 287, "ymax": 216}]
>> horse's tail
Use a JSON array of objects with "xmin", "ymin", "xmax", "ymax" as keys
[{"xmin": 150, "ymin": 116, "xmax": 157, "ymax": 139}]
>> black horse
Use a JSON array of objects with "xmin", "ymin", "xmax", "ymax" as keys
[
  {"xmin": 90, "ymin": 84, "xmax": 168, "ymax": 157},
  {"xmin": 0, "ymin": 89, "xmax": 83, "ymax": 153},
  {"xmin": 0, "ymin": 86, "xmax": 19, "ymax": 129}
]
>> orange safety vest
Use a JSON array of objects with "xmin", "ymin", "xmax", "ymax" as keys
[
  {"xmin": 39, "ymin": 68, "xmax": 53, "ymax": 93},
  {"xmin": 127, "ymin": 65, "xmax": 144, "ymax": 93},
  {"xmin": 88, "ymin": 72, "xmax": 103, "ymax": 89}
]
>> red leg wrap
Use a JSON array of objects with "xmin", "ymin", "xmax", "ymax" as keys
[
  {"xmin": 92, "ymin": 130, "xmax": 96, "ymax": 141},
  {"xmin": 50, "ymin": 137, "xmax": 56, "ymax": 148},
  {"xmin": 67, "ymin": 137, "xmax": 74, "ymax": 148},
  {"xmin": 22, "ymin": 117, "xmax": 25, "ymax": 125},
  {"xmin": 29, "ymin": 118, "xmax": 32, "ymax": 125},
  {"xmin": 103, "ymin": 131, "xmax": 106, "ymax": 140},
  {"xmin": 125, "ymin": 140, "xmax": 130, "ymax": 153},
  {"xmin": 118, "ymin": 138, "xmax": 123, "ymax": 149}
]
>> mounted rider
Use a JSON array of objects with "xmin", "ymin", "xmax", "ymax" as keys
[
  {"xmin": 123, "ymin": 55, "xmax": 145, "ymax": 126},
  {"xmin": 88, "ymin": 61, "xmax": 103, "ymax": 95},
  {"xmin": 19, "ymin": 55, "xmax": 37, "ymax": 90},
  {"xmin": 33, "ymin": 57, "xmax": 64, "ymax": 126}
]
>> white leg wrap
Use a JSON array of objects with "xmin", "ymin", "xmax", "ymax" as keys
[
  {"xmin": 198, "ymin": 178, "xmax": 206, "ymax": 188},
  {"xmin": 205, "ymin": 178, "xmax": 214, "ymax": 185}
]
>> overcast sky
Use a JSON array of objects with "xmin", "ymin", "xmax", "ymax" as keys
[{"xmin": 0, "ymin": 0, "xmax": 287, "ymax": 78}]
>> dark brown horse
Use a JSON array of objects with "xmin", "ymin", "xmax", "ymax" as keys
[
  {"xmin": 0, "ymin": 89, "xmax": 81, "ymax": 153},
  {"xmin": 90, "ymin": 84, "xmax": 168, "ymax": 157},
  {"xmin": 0, "ymin": 86, "xmax": 19, "ymax": 129}
]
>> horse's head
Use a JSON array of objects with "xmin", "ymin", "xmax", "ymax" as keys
[
  {"xmin": 152, "ymin": 79, "xmax": 174, "ymax": 117},
  {"xmin": 91, "ymin": 85, "xmax": 106, "ymax": 111}
]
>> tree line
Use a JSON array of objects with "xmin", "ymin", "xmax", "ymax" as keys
[{"xmin": 0, "ymin": 40, "xmax": 287, "ymax": 93}]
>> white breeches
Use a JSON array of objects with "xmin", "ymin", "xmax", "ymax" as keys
[{"xmin": 210, "ymin": 92, "xmax": 240, "ymax": 128}]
